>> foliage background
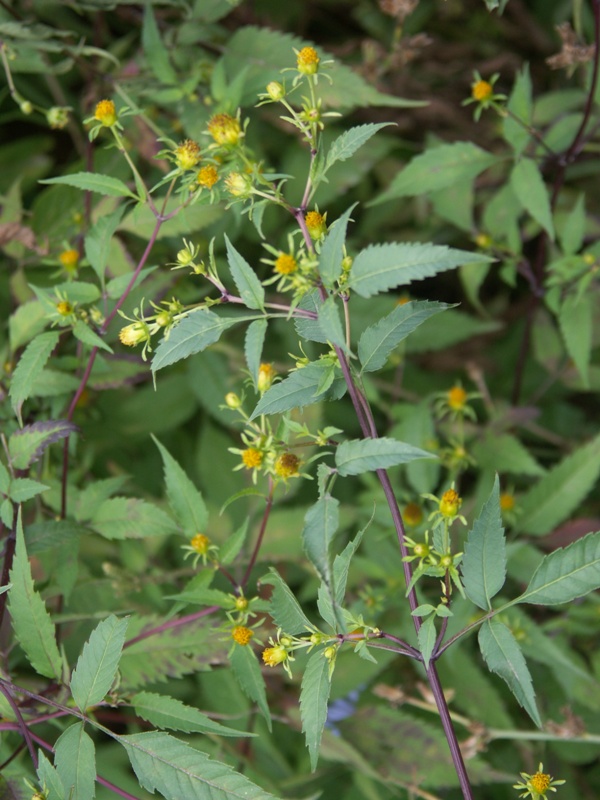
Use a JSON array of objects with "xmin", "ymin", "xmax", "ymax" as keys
[{"xmin": 0, "ymin": 0, "xmax": 599, "ymax": 799}]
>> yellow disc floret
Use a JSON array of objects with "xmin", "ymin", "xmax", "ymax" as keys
[
  {"xmin": 262, "ymin": 645, "xmax": 288, "ymax": 667},
  {"xmin": 242, "ymin": 448, "xmax": 263, "ymax": 469},
  {"xmin": 439, "ymin": 489, "xmax": 462, "ymax": 518},
  {"xmin": 447, "ymin": 385, "xmax": 467, "ymax": 411},
  {"xmin": 231, "ymin": 626, "xmax": 254, "ymax": 646},
  {"xmin": 305, "ymin": 210, "xmax": 327, "ymax": 240},
  {"xmin": 197, "ymin": 165, "xmax": 219, "ymax": 189},
  {"xmin": 500, "ymin": 492, "xmax": 515, "ymax": 512},
  {"xmin": 257, "ymin": 363, "xmax": 277, "ymax": 393},
  {"xmin": 274, "ymin": 452, "xmax": 300, "ymax": 479},
  {"xmin": 59, "ymin": 249, "xmax": 79, "ymax": 272},
  {"xmin": 94, "ymin": 99, "xmax": 117, "ymax": 127},
  {"xmin": 403, "ymin": 503, "xmax": 423, "ymax": 527},
  {"xmin": 190, "ymin": 533, "xmax": 211, "ymax": 554},
  {"xmin": 208, "ymin": 113, "xmax": 241, "ymax": 146},
  {"xmin": 274, "ymin": 253, "xmax": 298, "ymax": 275},
  {"xmin": 297, "ymin": 46, "xmax": 320, "ymax": 75},
  {"xmin": 174, "ymin": 139, "xmax": 201, "ymax": 170},
  {"xmin": 472, "ymin": 80, "xmax": 493, "ymax": 102}
]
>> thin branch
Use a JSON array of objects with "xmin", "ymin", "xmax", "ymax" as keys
[{"xmin": 0, "ymin": 682, "xmax": 38, "ymax": 768}]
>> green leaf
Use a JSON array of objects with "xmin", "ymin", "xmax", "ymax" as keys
[
  {"xmin": 9, "ymin": 300, "xmax": 47, "ymax": 351},
  {"xmin": 317, "ymin": 297, "xmax": 347, "ymax": 352},
  {"xmin": 142, "ymin": 3, "xmax": 177, "ymax": 84},
  {"xmin": 478, "ymin": 619, "xmax": 541, "ymax": 727},
  {"xmin": 84, "ymin": 206, "xmax": 125, "ymax": 285},
  {"xmin": 261, "ymin": 569, "xmax": 316, "ymax": 634},
  {"xmin": 294, "ymin": 291, "xmax": 327, "ymax": 343},
  {"xmin": 515, "ymin": 531, "xmax": 600, "ymax": 606},
  {"xmin": 559, "ymin": 193, "xmax": 585, "ymax": 255},
  {"xmin": 70, "ymin": 614, "xmax": 128, "ymax": 711},
  {"xmin": 8, "ymin": 420, "xmax": 76, "ymax": 470},
  {"xmin": 37, "ymin": 751, "xmax": 66, "ymax": 800},
  {"xmin": 471, "ymin": 433, "xmax": 545, "ymax": 477},
  {"xmin": 517, "ymin": 433, "xmax": 600, "ymax": 535},
  {"xmin": 302, "ymin": 497, "xmax": 339, "ymax": 584},
  {"xmin": 348, "ymin": 242, "xmax": 492, "ymax": 298},
  {"xmin": 121, "ymin": 731, "xmax": 275, "ymax": 800},
  {"xmin": 39, "ymin": 172, "xmax": 138, "ymax": 199},
  {"xmin": 90, "ymin": 497, "xmax": 177, "ymax": 539},
  {"xmin": 72, "ymin": 320, "xmax": 113, "ymax": 353},
  {"xmin": 9, "ymin": 477, "xmax": 49, "ymax": 503},
  {"xmin": 10, "ymin": 331, "xmax": 59, "ymax": 424},
  {"xmin": 8, "ymin": 514, "xmax": 62, "ymax": 680},
  {"xmin": 244, "ymin": 319, "xmax": 267, "ymax": 388},
  {"xmin": 152, "ymin": 436, "xmax": 208, "ymax": 537},
  {"xmin": 325, "ymin": 124, "xmax": 395, "ymax": 170},
  {"xmin": 300, "ymin": 650, "xmax": 332, "ymax": 771},
  {"xmin": 417, "ymin": 615, "xmax": 437, "ymax": 668},
  {"xmin": 250, "ymin": 362, "xmax": 346, "ymax": 419},
  {"xmin": 373, "ymin": 142, "xmax": 497, "ymax": 205},
  {"xmin": 358, "ymin": 300, "xmax": 450, "ymax": 373},
  {"xmin": 318, "ymin": 203, "xmax": 357, "ymax": 286},
  {"xmin": 152, "ymin": 309, "xmax": 239, "ymax": 372},
  {"xmin": 317, "ymin": 524, "xmax": 366, "ymax": 632},
  {"xmin": 559, "ymin": 292, "xmax": 592, "ymax": 387},
  {"xmin": 462, "ymin": 476, "xmax": 507, "ymax": 610},
  {"xmin": 25, "ymin": 519, "xmax": 86, "ymax": 555},
  {"xmin": 510, "ymin": 158, "xmax": 554, "ymax": 239},
  {"xmin": 54, "ymin": 723, "xmax": 96, "ymax": 800},
  {"xmin": 229, "ymin": 644, "xmax": 272, "ymax": 731},
  {"xmin": 219, "ymin": 519, "xmax": 249, "ymax": 564},
  {"xmin": 132, "ymin": 691, "xmax": 252, "ymax": 737},
  {"xmin": 503, "ymin": 65, "xmax": 532, "ymax": 157},
  {"xmin": 335, "ymin": 436, "xmax": 434, "ymax": 476},
  {"xmin": 224, "ymin": 234, "xmax": 265, "ymax": 311}
]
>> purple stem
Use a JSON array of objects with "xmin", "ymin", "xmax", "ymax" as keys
[
  {"xmin": 123, "ymin": 605, "xmax": 220, "ymax": 648},
  {"xmin": 0, "ymin": 682, "xmax": 37, "ymax": 768},
  {"xmin": 241, "ymin": 478, "xmax": 274, "ymax": 587}
]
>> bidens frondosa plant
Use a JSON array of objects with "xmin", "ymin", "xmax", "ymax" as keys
[{"xmin": 2, "ymin": 4, "xmax": 599, "ymax": 800}]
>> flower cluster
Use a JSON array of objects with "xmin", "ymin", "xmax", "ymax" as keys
[
  {"xmin": 513, "ymin": 763, "xmax": 565, "ymax": 799},
  {"xmin": 117, "ymin": 298, "xmax": 185, "ymax": 360}
]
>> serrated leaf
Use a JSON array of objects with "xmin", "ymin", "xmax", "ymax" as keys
[
  {"xmin": 503, "ymin": 65, "xmax": 532, "ymax": 157},
  {"xmin": 84, "ymin": 206, "xmax": 125, "ymax": 285},
  {"xmin": 559, "ymin": 292, "xmax": 592, "ymax": 387},
  {"xmin": 152, "ymin": 309, "xmax": 239, "ymax": 372},
  {"xmin": 358, "ymin": 300, "xmax": 450, "ymax": 373},
  {"xmin": 8, "ymin": 420, "xmax": 77, "ymax": 471},
  {"xmin": 417, "ymin": 615, "xmax": 437, "ymax": 668},
  {"xmin": 294, "ymin": 291, "xmax": 327, "ymax": 343},
  {"xmin": 318, "ymin": 203, "xmax": 357, "ymax": 286},
  {"xmin": 54, "ymin": 723, "xmax": 96, "ymax": 800},
  {"xmin": 326, "ymin": 124, "xmax": 395, "ymax": 170},
  {"xmin": 244, "ymin": 319, "xmax": 267, "ymax": 388},
  {"xmin": 8, "ymin": 514, "xmax": 62, "ymax": 680},
  {"xmin": 348, "ymin": 242, "xmax": 492, "ymax": 298},
  {"xmin": 250, "ymin": 362, "xmax": 346, "ymax": 419},
  {"xmin": 10, "ymin": 331, "xmax": 59, "ymax": 424},
  {"xmin": 317, "ymin": 297, "xmax": 347, "ymax": 352},
  {"xmin": 37, "ymin": 751, "xmax": 66, "ymax": 800},
  {"xmin": 317, "ymin": 523, "xmax": 367, "ymax": 632},
  {"xmin": 510, "ymin": 158, "xmax": 554, "ymax": 239},
  {"xmin": 224, "ymin": 235, "xmax": 265, "ymax": 310},
  {"xmin": 462, "ymin": 476, "xmax": 507, "ymax": 610},
  {"xmin": 302, "ymin": 497, "xmax": 339, "ymax": 583},
  {"xmin": 261, "ymin": 569, "xmax": 316, "ymax": 634},
  {"xmin": 121, "ymin": 731, "xmax": 275, "ymax": 800},
  {"xmin": 300, "ymin": 650, "xmax": 332, "ymax": 771},
  {"xmin": 471, "ymin": 433, "xmax": 545, "ymax": 477},
  {"xmin": 39, "ymin": 172, "xmax": 138, "ymax": 199},
  {"xmin": 517, "ymin": 433, "xmax": 600, "ymax": 535},
  {"xmin": 9, "ymin": 477, "xmax": 49, "ymax": 503},
  {"xmin": 478, "ymin": 619, "xmax": 541, "ymax": 726},
  {"xmin": 335, "ymin": 436, "xmax": 434, "ymax": 476},
  {"xmin": 70, "ymin": 615, "xmax": 128, "ymax": 711},
  {"xmin": 373, "ymin": 142, "xmax": 497, "ymax": 205},
  {"xmin": 515, "ymin": 531, "xmax": 600, "ymax": 606},
  {"xmin": 219, "ymin": 519, "xmax": 249, "ymax": 564},
  {"xmin": 132, "ymin": 691, "xmax": 252, "ymax": 737},
  {"xmin": 90, "ymin": 497, "xmax": 177, "ymax": 539},
  {"xmin": 25, "ymin": 519, "xmax": 86, "ymax": 554},
  {"xmin": 72, "ymin": 320, "xmax": 113, "ymax": 353},
  {"xmin": 229, "ymin": 644, "xmax": 272, "ymax": 731},
  {"xmin": 152, "ymin": 436, "xmax": 208, "ymax": 537},
  {"xmin": 142, "ymin": 3, "xmax": 177, "ymax": 84}
]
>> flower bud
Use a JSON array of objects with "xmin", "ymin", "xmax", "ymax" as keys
[
  {"xmin": 94, "ymin": 99, "xmax": 118, "ymax": 127},
  {"xmin": 47, "ymin": 106, "xmax": 70, "ymax": 129},
  {"xmin": 266, "ymin": 81, "xmax": 285, "ymax": 101},
  {"xmin": 225, "ymin": 392, "xmax": 242, "ymax": 409}
]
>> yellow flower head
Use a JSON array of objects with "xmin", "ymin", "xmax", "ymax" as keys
[
  {"xmin": 500, "ymin": 492, "xmax": 515, "ymax": 512},
  {"xmin": 514, "ymin": 762, "xmax": 565, "ymax": 799},
  {"xmin": 274, "ymin": 452, "xmax": 300, "ymax": 479},
  {"xmin": 224, "ymin": 171, "xmax": 252, "ymax": 198},
  {"xmin": 447, "ymin": 385, "xmax": 467, "ymax": 411},
  {"xmin": 257, "ymin": 362, "xmax": 277, "ymax": 393},
  {"xmin": 242, "ymin": 448, "xmax": 263, "ymax": 469},
  {"xmin": 472, "ymin": 79, "xmax": 493, "ymax": 102},
  {"xmin": 274, "ymin": 253, "xmax": 298, "ymax": 275},
  {"xmin": 197, "ymin": 164, "xmax": 219, "ymax": 189},
  {"xmin": 403, "ymin": 502, "xmax": 423, "ymax": 527},
  {"xmin": 190, "ymin": 533, "xmax": 211, "ymax": 554},
  {"xmin": 266, "ymin": 81, "xmax": 285, "ymax": 101},
  {"xmin": 208, "ymin": 113, "xmax": 241, "ymax": 146},
  {"xmin": 305, "ymin": 210, "xmax": 327, "ymax": 240},
  {"xmin": 174, "ymin": 139, "xmax": 201, "ymax": 170},
  {"xmin": 262, "ymin": 645, "xmax": 288, "ymax": 667},
  {"xmin": 231, "ymin": 626, "xmax": 254, "ymax": 646},
  {"xmin": 439, "ymin": 489, "xmax": 462, "ymax": 518},
  {"xmin": 59, "ymin": 249, "xmax": 79, "ymax": 272},
  {"xmin": 119, "ymin": 321, "xmax": 150, "ymax": 347},
  {"xmin": 56, "ymin": 300, "xmax": 74, "ymax": 317},
  {"xmin": 297, "ymin": 46, "xmax": 320, "ymax": 75},
  {"xmin": 94, "ymin": 99, "xmax": 118, "ymax": 127},
  {"xmin": 225, "ymin": 392, "xmax": 242, "ymax": 409}
]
